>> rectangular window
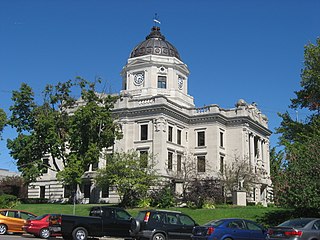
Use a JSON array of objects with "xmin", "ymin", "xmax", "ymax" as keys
[
  {"xmin": 177, "ymin": 154, "xmax": 182, "ymax": 172},
  {"xmin": 84, "ymin": 183, "xmax": 91, "ymax": 198},
  {"xmin": 40, "ymin": 186, "xmax": 45, "ymax": 199},
  {"xmin": 101, "ymin": 186, "xmax": 109, "ymax": 198},
  {"xmin": 168, "ymin": 126, "xmax": 173, "ymax": 142},
  {"xmin": 168, "ymin": 152, "xmax": 173, "ymax": 170},
  {"xmin": 42, "ymin": 158, "xmax": 49, "ymax": 173},
  {"xmin": 220, "ymin": 156, "xmax": 224, "ymax": 174},
  {"xmin": 197, "ymin": 156, "xmax": 206, "ymax": 172},
  {"xmin": 177, "ymin": 129, "xmax": 181, "ymax": 145},
  {"xmin": 92, "ymin": 161, "xmax": 98, "ymax": 171},
  {"xmin": 220, "ymin": 132, "xmax": 224, "ymax": 147},
  {"xmin": 197, "ymin": 131, "xmax": 205, "ymax": 146},
  {"xmin": 141, "ymin": 124, "xmax": 148, "ymax": 140},
  {"xmin": 140, "ymin": 151, "xmax": 148, "ymax": 168},
  {"xmin": 158, "ymin": 76, "xmax": 167, "ymax": 89}
]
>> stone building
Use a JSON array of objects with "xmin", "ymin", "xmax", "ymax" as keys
[{"xmin": 28, "ymin": 26, "xmax": 272, "ymax": 205}]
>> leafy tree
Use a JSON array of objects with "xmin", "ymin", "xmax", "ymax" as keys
[
  {"xmin": 291, "ymin": 38, "xmax": 320, "ymax": 113},
  {"xmin": 0, "ymin": 108, "xmax": 6, "ymax": 140},
  {"xmin": 185, "ymin": 178, "xmax": 223, "ymax": 208},
  {"xmin": 219, "ymin": 155, "xmax": 266, "ymax": 203},
  {"xmin": 276, "ymin": 38, "xmax": 320, "ymax": 211},
  {"xmin": 0, "ymin": 176, "xmax": 27, "ymax": 199},
  {"xmin": 95, "ymin": 151, "xmax": 159, "ymax": 207},
  {"xmin": 7, "ymin": 78, "xmax": 121, "ymax": 189},
  {"xmin": 269, "ymin": 147, "xmax": 285, "ymax": 205}
]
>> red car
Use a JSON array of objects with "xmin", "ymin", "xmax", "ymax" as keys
[{"xmin": 22, "ymin": 214, "xmax": 61, "ymax": 239}]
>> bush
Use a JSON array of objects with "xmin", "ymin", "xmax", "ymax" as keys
[
  {"xmin": 185, "ymin": 178, "xmax": 223, "ymax": 208},
  {"xmin": 150, "ymin": 184, "xmax": 176, "ymax": 208},
  {"xmin": 0, "ymin": 194, "xmax": 19, "ymax": 208},
  {"xmin": 20, "ymin": 198, "xmax": 49, "ymax": 204}
]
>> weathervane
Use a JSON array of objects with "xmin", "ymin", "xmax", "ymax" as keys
[{"xmin": 153, "ymin": 13, "xmax": 161, "ymax": 26}]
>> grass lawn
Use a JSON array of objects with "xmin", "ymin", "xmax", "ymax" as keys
[{"xmin": 16, "ymin": 203, "xmax": 287, "ymax": 226}]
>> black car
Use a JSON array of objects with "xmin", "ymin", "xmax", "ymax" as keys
[{"xmin": 131, "ymin": 209, "xmax": 197, "ymax": 240}]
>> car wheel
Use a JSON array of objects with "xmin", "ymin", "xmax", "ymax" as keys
[
  {"xmin": 131, "ymin": 219, "xmax": 141, "ymax": 234},
  {"xmin": 72, "ymin": 227, "xmax": 88, "ymax": 240},
  {"xmin": 39, "ymin": 228, "xmax": 51, "ymax": 239},
  {"xmin": 0, "ymin": 224, "xmax": 7, "ymax": 235},
  {"xmin": 223, "ymin": 238, "xmax": 233, "ymax": 240},
  {"xmin": 152, "ymin": 233, "xmax": 166, "ymax": 240}
]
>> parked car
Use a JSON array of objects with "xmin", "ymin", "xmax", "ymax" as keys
[
  {"xmin": 192, "ymin": 218, "xmax": 267, "ymax": 240},
  {"xmin": 0, "ymin": 209, "xmax": 37, "ymax": 235},
  {"xmin": 131, "ymin": 209, "xmax": 198, "ymax": 240},
  {"xmin": 267, "ymin": 218, "xmax": 320, "ymax": 240},
  {"xmin": 23, "ymin": 213, "xmax": 61, "ymax": 239},
  {"xmin": 49, "ymin": 206, "xmax": 132, "ymax": 240}
]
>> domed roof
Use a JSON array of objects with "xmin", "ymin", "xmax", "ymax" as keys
[{"xmin": 130, "ymin": 26, "xmax": 181, "ymax": 60}]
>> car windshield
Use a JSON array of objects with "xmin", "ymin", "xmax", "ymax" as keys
[
  {"xmin": 33, "ymin": 214, "xmax": 48, "ymax": 220},
  {"xmin": 204, "ymin": 219, "xmax": 225, "ymax": 227},
  {"xmin": 136, "ymin": 211, "xmax": 148, "ymax": 221},
  {"xmin": 278, "ymin": 219, "xmax": 312, "ymax": 228}
]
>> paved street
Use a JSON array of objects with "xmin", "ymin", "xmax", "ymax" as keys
[{"xmin": 1, "ymin": 234, "xmax": 124, "ymax": 240}]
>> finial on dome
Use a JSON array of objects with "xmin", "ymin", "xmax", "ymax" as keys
[{"xmin": 153, "ymin": 13, "xmax": 161, "ymax": 26}]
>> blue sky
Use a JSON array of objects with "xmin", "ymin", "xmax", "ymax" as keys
[{"xmin": 1, "ymin": 0, "xmax": 319, "ymax": 172}]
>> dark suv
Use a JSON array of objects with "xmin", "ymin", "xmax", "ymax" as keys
[{"xmin": 130, "ymin": 210, "xmax": 197, "ymax": 240}]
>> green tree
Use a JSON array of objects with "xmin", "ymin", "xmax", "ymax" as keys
[
  {"xmin": 0, "ymin": 108, "xmax": 7, "ymax": 140},
  {"xmin": 95, "ymin": 151, "xmax": 159, "ymax": 207},
  {"xmin": 269, "ymin": 147, "xmax": 285, "ymax": 205},
  {"xmin": 7, "ymin": 78, "xmax": 121, "ymax": 189},
  {"xmin": 277, "ymin": 38, "xmax": 320, "ymax": 212}
]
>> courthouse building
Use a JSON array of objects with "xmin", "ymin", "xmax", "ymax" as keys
[{"xmin": 28, "ymin": 26, "xmax": 272, "ymax": 205}]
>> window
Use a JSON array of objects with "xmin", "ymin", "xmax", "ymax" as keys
[
  {"xmin": 168, "ymin": 126, "xmax": 173, "ymax": 142},
  {"xmin": 42, "ymin": 158, "xmax": 49, "ymax": 173},
  {"xmin": 158, "ymin": 76, "xmax": 167, "ymax": 88},
  {"xmin": 140, "ymin": 151, "xmax": 148, "ymax": 168},
  {"xmin": 247, "ymin": 221, "xmax": 263, "ymax": 231},
  {"xmin": 197, "ymin": 131, "xmax": 205, "ymax": 146},
  {"xmin": 177, "ymin": 129, "xmax": 181, "ymax": 145},
  {"xmin": 115, "ymin": 209, "xmax": 131, "ymax": 220},
  {"xmin": 179, "ymin": 215, "xmax": 195, "ymax": 226},
  {"xmin": 141, "ymin": 124, "xmax": 148, "ymax": 140},
  {"xmin": 220, "ymin": 132, "xmax": 224, "ymax": 147},
  {"xmin": 84, "ymin": 183, "xmax": 91, "ymax": 198},
  {"xmin": 101, "ymin": 186, "xmax": 109, "ymax": 198},
  {"xmin": 92, "ymin": 161, "xmax": 98, "ymax": 171},
  {"xmin": 168, "ymin": 152, "xmax": 173, "ymax": 170},
  {"xmin": 220, "ymin": 156, "xmax": 224, "ymax": 174},
  {"xmin": 197, "ymin": 156, "xmax": 206, "ymax": 172},
  {"xmin": 228, "ymin": 220, "xmax": 246, "ymax": 229},
  {"xmin": 177, "ymin": 154, "xmax": 182, "ymax": 172},
  {"xmin": 40, "ymin": 186, "xmax": 45, "ymax": 199}
]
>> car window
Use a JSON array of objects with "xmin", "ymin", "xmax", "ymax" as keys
[
  {"xmin": 247, "ymin": 221, "xmax": 263, "ymax": 231},
  {"xmin": 7, "ymin": 211, "xmax": 18, "ymax": 218},
  {"xmin": 228, "ymin": 220, "xmax": 246, "ymax": 229},
  {"xmin": 279, "ymin": 219, "xmax": 312, "ymax": 228},
  {"xmin": 205, "ymin": 219, "xmax": 224, "ymax": 227},
  {"xmin": 136, "ymin": 211, "xmax": 147, "ymax": 221},
  {"xmin": 20, "ymin": 212, "xmax": 35, "ymax": 220},
  {"xmin": 166, "ymin": 213, "xmax": 178, "ymax": 225},
  {"xmin": 115, "ymin": 209, "xmax": 131, "ymax": 220},
  {"xmin": 34, "ymin": 214, "xmax": 48, "ymax": 220},
  {"xmin": 312, "ymin": 220, "xmax": 320, "ymax": 230},
  {"xmin": 179, "ymin": 215, "xmax": 195, "ymax": 226},
  {"xmin": 150, "ymin": 213, "xmax": 164, "ymax": 224},
  {"xmin": 0, "ymin": 210, "xmax": 7, "ymax": 216}
]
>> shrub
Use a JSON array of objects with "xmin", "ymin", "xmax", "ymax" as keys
[
  {"xmin": 150, "ymin": 184, "xmax": 176, "ymax": 208},
  {"xmin": 0, "ymin": 194, "xmax": 19, "ymax": 208}
]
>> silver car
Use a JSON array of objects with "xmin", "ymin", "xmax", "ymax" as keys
[{"xmin": 267, "ymin": 218, "xmax": 320, "ymax": 240}]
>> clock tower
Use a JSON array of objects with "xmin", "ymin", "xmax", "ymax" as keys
[{"xmin": 120, "ymin": 26, "xmax": 194, "ymax": 108}]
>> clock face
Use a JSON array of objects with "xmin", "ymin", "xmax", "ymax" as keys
[
  {"xmin": 178, "ymin": 76, "xmax": 183, "ymax": 90},
  {"xmin": 134, "ymin": 72, "xmax": 144, "ymax": 86}
]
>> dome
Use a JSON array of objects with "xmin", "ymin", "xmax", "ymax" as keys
[{"xmin": 130, "ymin": 26, "xmax": 181, "ymax": 60}]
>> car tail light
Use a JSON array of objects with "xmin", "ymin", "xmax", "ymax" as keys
[
  {"xmin": 207, "ymin": 226, "xmax": 215, "ymax": 235},
  {"xmin": 144, "ymin": 212, "xmax": 150, "ymax": 222},
  {"xmin": 284, "ymin": 230, "xmax": 302, "ymax": 237}
]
